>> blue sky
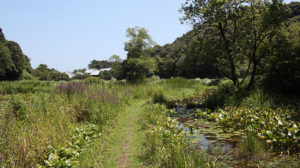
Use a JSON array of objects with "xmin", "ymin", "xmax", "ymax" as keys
[{"xmin": 0, "ymin": 0, "xmax": 297, "ymax": 72}]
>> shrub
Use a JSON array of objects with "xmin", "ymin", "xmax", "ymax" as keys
[
  {"xmin": 99, "ymin": 71, "xmax": 112, "ymax": 80},
  {"xmin": 204, "ymin": 81, "xmax": 235, "ymax": 109},
  {"xmin": 9, "ymin": 95, "xmax": 28, "ymax": 121},
  {"xmin": 73, "ymin": 98, "xmax": 93, "ymax": 122}
]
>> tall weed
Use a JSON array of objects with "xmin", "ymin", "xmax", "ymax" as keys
[
  {"xmin": 0, "ymin": 81, "xmax": 129, "ymax": 167},
  {"xmin": 238, "ymin": 128, "xmax": 266, "ymax": 159},
  {"xmin": 144, "ymin": 104, "xmax": 216, "ymax": 168}
]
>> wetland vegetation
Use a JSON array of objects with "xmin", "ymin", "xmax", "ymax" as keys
[
  {"xmin": 0, "ymin": 78, "xmax": 299, "ymax": 167},
  {"xmin": 1, "ymin": 0, "xmax": 300, "ymax": 167}
]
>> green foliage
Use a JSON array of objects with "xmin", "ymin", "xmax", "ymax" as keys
[
  {"xmin": 20, "ymin": 70, "xmax": 36, "ymax": 80},
  {"xmin": 288, "ymin": 1, "xmax": 300, "ymax": 18},
  {"xmin": 1, "ymin": 78, "xmax": 299, "ymax": 167},
  {"xmin": 88, "ymin": 59, "xmax": 112, "ymax": 70},
  {"xmin": 123, "ymin": 55, "xmax": 157, "ymax": 83},
  {"xmin": 0, "ymin": 93, "xmax": 75, "ymax": 167},
  {"xmin": 144, "ymin": 104, "xmax": 216, "ymax": 168},
  {"xmin": 204, "ymin": 81, "xmax": 234, "ymax": 109},
  {"xmin": 99, "ymin": 70, "xmax": 112, "ymax": 80},
  {"xmin": 125, "ymin": 26, "xmax": 155, "ymax": 59},
  {"xmin": 180, "ymin": 0, "xmax": 288, "ymax": 87},
  {"xmin": 9, "ymin": 95, "xmax": 28, "ymax": 121},
  {"xmin": 122, "ymin": 27, "xmax": 157, "ymax": 83},
  {"xmin": 83, "ymin": 77, "xmax": 103, "ymax": 84},
  {"xmin": 33, "ymin": 64, "xmax": 69, "ymax": 81},
  {"xmin": 149, "ymin": 30, "xmax": 202, "ymax": 78},
  {"xmin": 0, "ymin": 80, "xmax": 129, "ymax": 167},
  {"xmin": 108, "ymin": 55, "xmax": 123, "ymax": 79},
  {"xmin": 203, "ymin": 80, "xmax": 278, "ymax": 109},
  {"xmin": 0, "ymin": 28, "xmax": 32, "ymax": 80},
  {"xmin": 0, "ymin": 80, "xmax": 54, "ymax": 94},
  {"xmin": 140, "ymin": 1, "xmax": 300, "ymax": 84},
  {"xmin": 181, "ymin": 38, "xmax": 221, "ymax": 78},
  {"xmin": 152, "ymin": 92, "xmax": 168, "ymax": 104},
  {"xmin": 40, "ymin": 124, "xmax": 101, "ymax": 168},
  {"xmin": 159, "ymin": 78, "xmax": 199, "ymax": 89},
  {"xmin": 263, "ymin": 21, "xmax": 300, "ymax": 94},
  {"xmin": 238, "ymin": 128, "xmax": 265, "ymax": 158},
  {"xmin": 200, "ymin": 106, "xmax": 300, "ymax": 149}
]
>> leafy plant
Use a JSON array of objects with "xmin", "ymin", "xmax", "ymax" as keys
[
  {"xmin": 40, "ymin": 124, "xmax": 101, "ymax": 168},
  {"xmin": 200, "ymin": 106, "xmax": 300, "ymax": 150},
  {"xmin": 9, "ymin": 95, "xmax": 27, "ymax": 121}
]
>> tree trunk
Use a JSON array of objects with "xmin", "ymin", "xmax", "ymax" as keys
[
  {"xmin": 217, "ymin": 22, "xmax": 238, "ymax": 86},
  {"xmin": 248, "ymin": 61, "xmax": 257, "ymax": 89},
  {"xmin": 230, "ymin": 60, "xmax": 238, "ymax": 86}
]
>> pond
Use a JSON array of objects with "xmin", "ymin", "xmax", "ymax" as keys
[{"xmin": 171, "ymin": 105, "xmax": 243, "ymax": 154}]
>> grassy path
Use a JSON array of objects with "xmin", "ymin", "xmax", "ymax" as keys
[{"xmin": 101, "ymin": 100, "xmax": 147, "ymax": 168}]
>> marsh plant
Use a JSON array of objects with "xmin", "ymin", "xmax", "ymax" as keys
[
  {"xmin": 40, "ymin": 124, "xmax": 101, "ymax": 167},
  {"xmin": 152, "ymin": 91, "xmax": 168, "ymax": 104},
  {"xmin": 0, "ymin": 81, "xmax": 130, "ymax": 167},
  {"xmin": 56, "ymin": 82, "xmax": 88, "ymax": 100},
  {"xmin": 238, "ymin": 128, "xmax": 265, "ymax": 159},
  {"xmin": 144, "ymin": 104, "xmax": 216, "ymax": 168}
]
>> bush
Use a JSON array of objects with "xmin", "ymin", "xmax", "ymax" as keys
[
  {"xmin": 9, "ymin": 95, "xmax": 28, "ymax": 121},
  {"xmin": 99, "ymin": 71, "xmax": 112, "ymax": 80},
  {"xmin": 73, "ymin": 98, "xmax": 94, "ymax": 122}
]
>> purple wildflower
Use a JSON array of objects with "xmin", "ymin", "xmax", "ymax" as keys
[{"xmin": 0, "ymin": 154, "xmax": 3, "ymax": 163}]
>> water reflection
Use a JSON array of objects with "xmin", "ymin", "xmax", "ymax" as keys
[{"xmin": 173, "ymin": 105, "xmax": 241, "ymax": 153}]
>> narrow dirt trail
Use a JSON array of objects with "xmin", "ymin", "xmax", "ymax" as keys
[
  {"xmin": 117, "ymin": 127, "xmax": 133, "ymax": 168},
  {"xmin": 101, "ymin": 100, "xmax": 146, "ymax": 168}
]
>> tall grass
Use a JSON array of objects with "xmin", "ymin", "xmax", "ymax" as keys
[
  {"xmin": 0, "ymin": 81, "xmax": 130, "ymax": 167},
  {"xmin": 159, "ymin": 78, "xmax": 199, "ymax": 90},
  {"xmin": 143, "ymin": 104, "xmax": 216, "ymax": 168},
  {"xmin": 0, "ymin": 80, "xmax": 55, "ymax": 94},
  {"xmin": 238, "ymin": 128, "xmax": 266, "ymax": 159}
]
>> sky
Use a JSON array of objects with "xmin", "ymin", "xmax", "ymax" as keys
[
  {"xmin": 0, "ymin": 0, "xmax": 192, "ymax": 72},
  {"xmin": 0, "ymin": 0, "xmax": 297, "ymax": 72}
]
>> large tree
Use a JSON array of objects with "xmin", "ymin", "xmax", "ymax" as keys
[
  {"xmin": 123, "ymin": 27, "xmax": 157, "ymax": 83},
  {"xmin": 108, "ymin": 55, "xmax": 122, "ymax": 79},
  {"xmin": 181, "ymin": 0, "xmax": 286, "ymax": 87},
  {"xmin": 0, "ymin": 28, "xmax": 32, "ymax": 80}
]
